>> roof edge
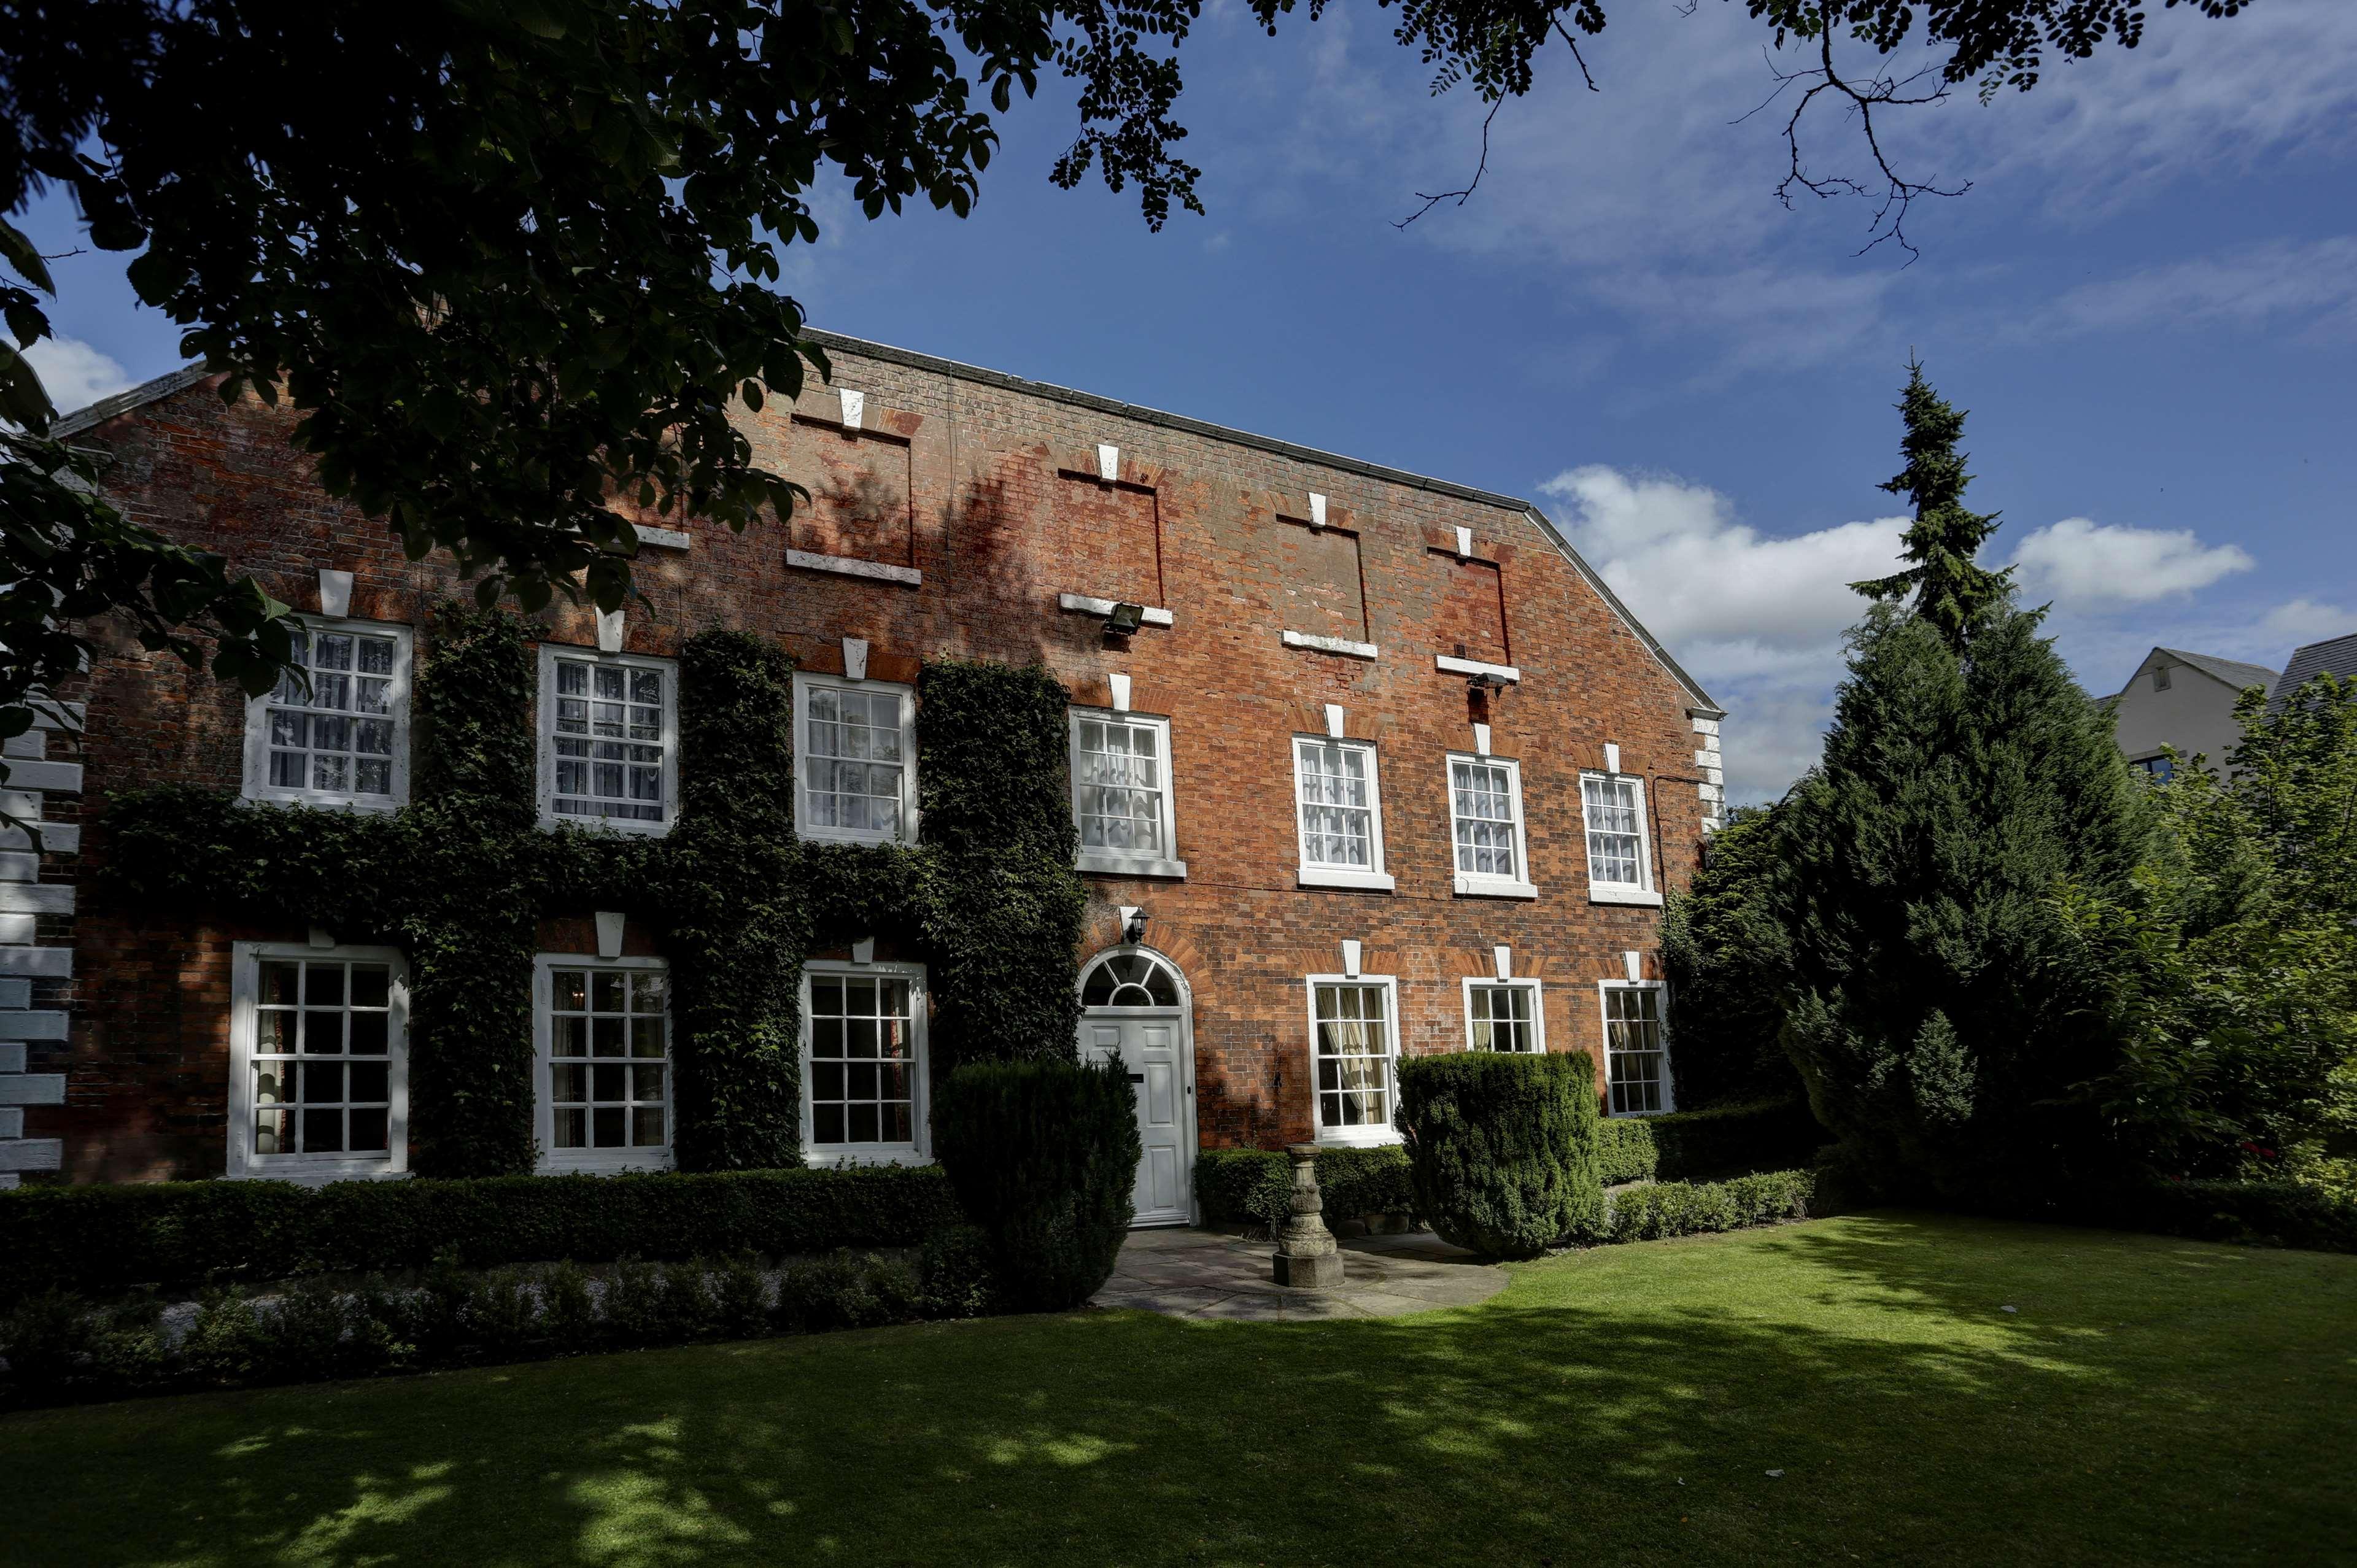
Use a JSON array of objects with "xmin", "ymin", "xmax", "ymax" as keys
[
  {"xmin": 41, "ymin": 336, "xmax": 1725, "ymax": 716},
  {"xmin": 48, "ymin": 365, "xmax": 217, "ymax": 440}
]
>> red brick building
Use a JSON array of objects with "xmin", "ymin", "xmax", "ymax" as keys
[{"xmin": 2, "ymin": 331, "xmax": 1726, "ymax": 1221}]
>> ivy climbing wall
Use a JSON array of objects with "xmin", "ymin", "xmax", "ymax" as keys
[{"xmin": 99, "ymin": 609, "xmax": 1084, "ymax": 1177}]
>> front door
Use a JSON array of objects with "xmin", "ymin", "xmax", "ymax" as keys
[{"xmin": 1084, "ymin": 1013, "xmax": 1192, "ymax": 1226}]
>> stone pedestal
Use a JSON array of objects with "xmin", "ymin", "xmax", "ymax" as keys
[{"xmin": 1271, "ymin": 1143, "xmax": 1344, "ymax": 1289}]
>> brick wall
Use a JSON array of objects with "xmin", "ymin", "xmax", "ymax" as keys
[{"xmin": 36, "ymin": 336, "xmax": 1721, "ymax": 1181}]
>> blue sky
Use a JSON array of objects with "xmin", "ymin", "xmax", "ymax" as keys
[{"xmin": 20, "ymin": 0, "xmax": 2356, "ymax": 800}]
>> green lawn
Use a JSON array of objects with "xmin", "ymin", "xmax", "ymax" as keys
[{"xmin": 4, "ymin": 1212, "xmax": 2352, "ymax": 1567}]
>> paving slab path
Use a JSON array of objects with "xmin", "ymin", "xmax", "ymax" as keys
[{"xmin": 1091, "ymin": 1226, "xmax": 1510, "ymax": 1321}]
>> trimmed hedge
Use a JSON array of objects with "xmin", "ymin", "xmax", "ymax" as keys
[
  {"xmin": 933, "ymin": 1058, "xmax": 1142, "ymax": 1310},
  {"xmin": 1397, "ymin": 1051, "xmax": 1603, "ymax": 1258},
  {"xmin": 1596, "ymin": 1169, "xmax": 1816, "ymax": 1243},
  {"xmin": 2082, "ymin": 1178, "xmax": 2357, "ymax": 1255},
  {"xmin": 0, "ymin": 1167, "xmax": 962, "ymax": 1303},
  {"xmin": 1637, "ymin": 1097, "xmax": 1827, "ymax": 1181},
  {"xmin": 1193, "ymin": 1145, "xmax": 1417, "ymax": 1230},
  {"xmin": 1596, "ymin": 1119, "xmax": 1660, "ymax": 1186}
]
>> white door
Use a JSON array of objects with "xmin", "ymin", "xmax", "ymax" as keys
[{"xmin": 1084, "ymin": 1013, "xmax": 1193, "ymax": 1226}]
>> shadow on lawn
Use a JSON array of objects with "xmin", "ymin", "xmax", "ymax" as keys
[{"xmin": 14, "ymin": 1213, "xmax": 2352, "ymax": 1568}]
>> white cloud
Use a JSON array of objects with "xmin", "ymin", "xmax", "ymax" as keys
[
  {"xmin": 22, "ymin": 336, "xmax": 134, "ymax": 415},
  {"xmin": 2008, "ymin": 517, "xmax": 2254, "ymax": 604},
  {"xmin": 1540, "ymin": 464, "xmax": 1907, "ymax": 801},
  {"xmin": 1547, "ymin": 465, "xmax": 2275, "ymax": 801},
  {"xmin": 1201, "ymin": 0, "xmax": 2357, "ymax": 373},
  {"xmin": 2029, "ymin": 236, "xmax": 2357, "ymax": 341},
  {"xmin": 2258, "ymin": 598, "xmax": 2357, "ymax": 646}
]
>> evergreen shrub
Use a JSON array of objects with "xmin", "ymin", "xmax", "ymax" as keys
[
  {"xmin": 0, "ymin": 1165, "xmax": 961, "ymax": 1303},
  {"xmin": 1395, "ymin": 1051, "xmax": 1602, "ymax": 1259},
  {"xmin": 933, "ymin": 1058, "xmax": 1142, "ymax": 1309}
]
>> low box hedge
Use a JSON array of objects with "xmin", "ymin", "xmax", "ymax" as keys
[
  {"xmin": 1193, "ymin": 1145, "xmax": 1415, "ymax": 1230},
  {"xmin": 0, "ymin": 1166, "xmax": 962, "ymax": 1302},
  {"xmin": 1596, "ymin": 1168, "xmax": 1816, "ymax": 1243}
]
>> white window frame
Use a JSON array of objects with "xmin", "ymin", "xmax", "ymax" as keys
[
  {"xmin": 800, "ymin": 959, "xmax": 931, "ymax": 1167},
  {"xmin": 226, "ymin": 942, "xmax": 409, "ymax": 1181},
  {"xmin": 1068, "ymin": 707, "xmax": 1186, "ymax": 879},
  {"xmin": 1461, "ymin": 976, "xmax": 1546, "ymax": 1054},
  {"xmin": 1292, "ymin": 735, "xmax": 1395, "ymax": 892},
  {"xmin": 1598, "ymin": 979, "xmax": 1674, "ymax": 1116},
  {"xmin": 241, "ymin": 617, "xmax": 414, "ymax": 812},
  {"xmin": 1444, "ymin": 752, "xmax": 1537, "ymax": 898},
  {"xmin": 1305, "ymin": 973, "xmax": 1404, "ymax": 1146},
  {"xmin": 536, "ymin": 644, "xmax": 679, "ymax": 836},
  {"xmin": 533, "ymin": 952, "xmax": 675, "ymax": 1173},
  {"xmin": 1580, "ymin": 770, "xmax": 1662, "ymax": 907},
  {"xmin": 792, "ymin": 670, "xmax": 919, "ymax": 846}
]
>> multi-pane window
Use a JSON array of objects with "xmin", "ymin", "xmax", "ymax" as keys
[
  {"xmin": 1070, "ymin": 711, "xmax": 1183, "ymax": 876},
  {"xmin": 1465, "ymin": 980, "xmax": 1542, "ymax": 1053},
  {"xmin": 246, "ymin": 621, "xmax": 409, "ymax": 808},
  {"xmin": 1448, "ymin": 755, "xmax": 1531, "ymax": 894},
  {"xmin": 1602, "ymin": 984, "xmax": 1671, "ymax": 1115},
  {"xmin": 802, "ymin": 963, "xmax": 927, "ymax": 1161},
  {"xmin": 1295, "ymin": 738, "xmax": 1389, "ymax": 888},
  {"xmin": 795, "ymin": 674, "xmax": 916, "ymax": 844},
  {"xmin": 1582, "ymin": 774, "xmax": 1652, "ymax": 892},
  {"xmin": 1310, "ymin": 978, "xmax": 1399, "ymax": 1141},
  {"xmin": 230, "ymin": 945, "xmax": 407, "ymax": 1178},
  {"xmin": 544, "ymin": 652, "xmax": 672, "ymax": 828},
  {"xmin": 541, "ymin": 960, "xmax": 671, "ymax": 1165}
]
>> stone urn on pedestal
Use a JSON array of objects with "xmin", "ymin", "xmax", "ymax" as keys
[{"xmin": 1271, "ymin": 1142, "xmax": 1344, "ymax": 1289}]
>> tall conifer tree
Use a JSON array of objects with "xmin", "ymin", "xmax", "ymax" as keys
[
  {"xmin": 1775, "ymin": 366, "xmax": 2148, "ymax": 1203},
  {"xmin": 1852, "ymin": 361, "xmax": 2016, "ymax": 649}
]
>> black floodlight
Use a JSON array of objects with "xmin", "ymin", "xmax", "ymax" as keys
[{"xmin": 1104, "ymin": 601, "xmax": 1146, "ymax": 637}]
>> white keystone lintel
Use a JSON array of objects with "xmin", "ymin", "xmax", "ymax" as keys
[
  {"xmin": 786, "ymin": 549, "xmax": 923, "ymax": 587},
  {"xmin": 0, "ymin": 883, "xmax": 72, "ymax": 916},
  {"xmin": 0, "ymin": 1011, "xmax": 68, "ymax": 1041},
  {"xmin": 1473, "ymin": 722, "xmax": 1492, "ymax": 757},
  {"xmin": 317, "ymin": 569, "xmax": 354, "ymax": 617},
  {"xmin": 0, "ymin": 1138, "xmax": 63, "ymax": 1174},
  {"xmin": 1436, "ymin": 654, "xmax": 1520, "ymax": 684},
  {"xmin": 1057, "ymin": 593, "xmax": 1174, "ymax": 628},
  {"xmin": 1339, "ymin": 938, "xmax": 1363, "ymax": 978},
  {"xmin": 595, "ymin": 608, "xmax": 626, "ymax": 654},
  {"xmin": 1096, "ymin": 443, "xmax": 1120, "ymax": 482},
  {"xmin": 1, "ymin": 759, "xmax": 82, "ymax": 794},
  {"xmin": 1282, "ymin": 630, "xmax": 1377, "ymax": 661},
  {"xmin": 1492, "ymin": 944, "xmax": 1513, "ymax": 980},
  {"xmin": 0, "ymin": 1074, "xmax": 64, "ymax": 1107},
  {"xmin": 1308, "ymin": 493, "xmax": 1328, "ymax": 528},
  {"xmin": 1107, "ymin": 673, "xmax": 1132, "ymax": 713},
  {"xmin": 633, "ymin": 522, "xmax": 692, "ymax": 551},
  {"xmin": 838, "ymin": 389, "xmax": 866, "ymax": 431},
  {"xmin": 0, "ymin": 948, "xmax": 71, "ymax": 978},
  {"xmin": 595, "ymin": 911, "xmax": 626, "ymax": 960}
]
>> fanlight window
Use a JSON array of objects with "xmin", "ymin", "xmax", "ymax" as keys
[{"xmin": 1080, "ymin": 950, "xmax": 1181, "ymax": 1008}]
